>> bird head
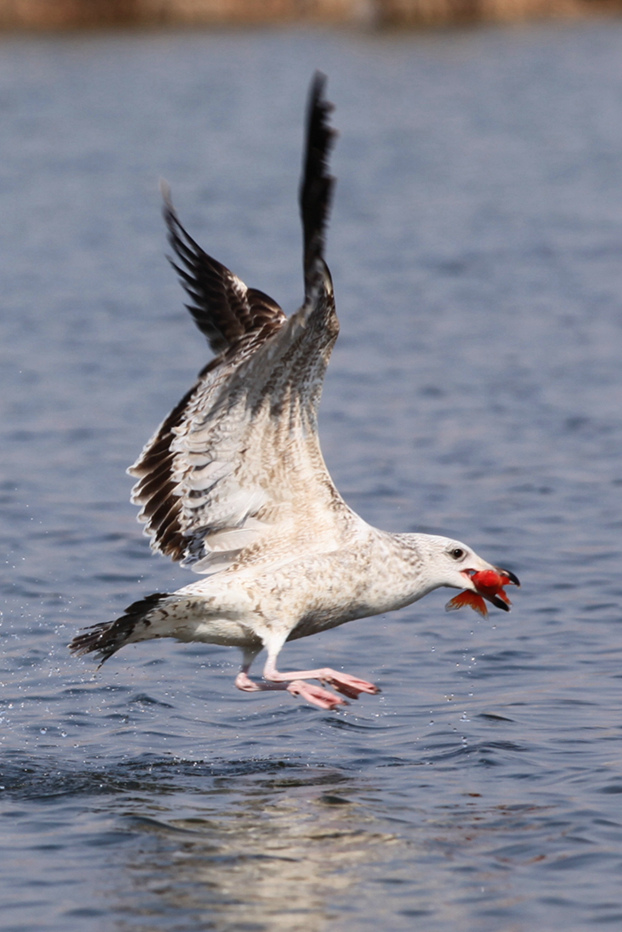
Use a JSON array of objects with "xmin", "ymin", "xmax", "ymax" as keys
[{"xmin": 419, "ymin": 536, "xmax": 520, "ymax": 616}]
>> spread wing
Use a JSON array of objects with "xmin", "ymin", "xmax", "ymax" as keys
[
  {"xmin": 163, "ymin": 186, "xmax": 286, "ymax": 356},
  {"xmin": 129, "ymin": 73, "xmax": 359, "ymax": 574}
]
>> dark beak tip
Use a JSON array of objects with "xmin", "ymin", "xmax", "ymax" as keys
[
  {"xmin": 496, "ymin": 567, "xmax": 520, "ymax": 588},
  {"xmin": 490, "ymin": 594, "xmax": 511, "ymax": 612}
]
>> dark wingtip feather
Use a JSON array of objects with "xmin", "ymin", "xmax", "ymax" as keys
[
  {"xmin": 299, "ymin": 72, "xmax": 337, "ymax": 294},
  {"xmin": 160, "ymin": 183, "xmax": 286, "ymax": 358},
  {"xmin": 161, "ymin": 188, "xmax": 232, "ymax": 353}
]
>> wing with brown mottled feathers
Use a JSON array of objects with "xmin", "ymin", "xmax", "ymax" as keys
[{"xmin": 129, "ymin": 73, "xmax": 357, "ymax": 575}]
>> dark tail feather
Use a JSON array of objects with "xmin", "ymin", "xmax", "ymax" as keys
[
  {"xmin": 299, "ymin": 72, "xmax": 336, "ymax": 297},
  {"xmin": 69, "ymin": 592, "xmax": 170, "ymax": 665}
]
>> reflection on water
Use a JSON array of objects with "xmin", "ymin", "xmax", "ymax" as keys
[
  {"xmin": 6, "ymin": 754, "xmax": 593, "ymax": 932},
  {"xmin": 116, "ymin": 769, "xmax": 394, "ymax": 931}
]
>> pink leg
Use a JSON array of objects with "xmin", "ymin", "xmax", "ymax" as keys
[
  {"xmin": 234, "ymin": 650, "xmax": 379, "ymax": 711},
  {"xmin": 263, "ymin": 657, "xmax": 380, "ymax": 701},
  {"xmin": 284, "ymin": 679, "xmax": 349, "ymax": 710},
  {"xmin": 235, "ymin": 670, "xmax": 284, "ymax": 693},
  {"xmin": 235, "ymin": 668, "xmax": 348, "ymax": 710}
]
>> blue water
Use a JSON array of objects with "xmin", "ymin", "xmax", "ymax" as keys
[{"xmin": 1, "ymin": 21, "xmax": 622, "ymax": 931}]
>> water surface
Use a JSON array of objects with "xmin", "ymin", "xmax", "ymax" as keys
[{"xmin": 1, "ymin": 22, "xmax": 622, "ymax": 931}]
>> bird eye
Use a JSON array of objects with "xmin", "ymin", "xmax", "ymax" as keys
[{"xmin": 450, "ymin": 547, "xmax": 465, "ymax": 561}]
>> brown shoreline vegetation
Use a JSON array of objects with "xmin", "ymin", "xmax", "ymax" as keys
[{"xmin": 0, "ymin": 0, "xmax": 621, "ymax": 30}]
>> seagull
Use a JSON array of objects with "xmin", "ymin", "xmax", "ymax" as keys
[{"xmin": 70, "ymin": 74, "xmax": 519, "ymax": 710}]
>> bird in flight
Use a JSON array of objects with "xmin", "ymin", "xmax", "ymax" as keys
[{"xmin": 70, "ymin": 74, "xmax": 519, "ymax": 710}]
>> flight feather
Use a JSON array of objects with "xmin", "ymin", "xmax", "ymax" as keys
[{"xmin": 128, "ymin": 74, "xmax": 351, "ymax": 575}]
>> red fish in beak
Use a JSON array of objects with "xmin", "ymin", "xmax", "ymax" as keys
[{"xmin": 445, "ymin": 567, "xmax": 520, "ymax": 618}]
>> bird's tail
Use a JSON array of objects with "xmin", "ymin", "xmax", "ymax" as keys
[{"xmin": 69, "ymin": 592, "xmax": 171, "ymax": 665}]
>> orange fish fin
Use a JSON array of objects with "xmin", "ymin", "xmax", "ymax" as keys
[{"xmin": 445, "ymin": 590, "xmax": 489, "ymax": 617}]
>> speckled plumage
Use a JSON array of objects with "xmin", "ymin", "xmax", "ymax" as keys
[{"xmin": 70, "ymin": 74, "xmax": 517, "ymax": 710}]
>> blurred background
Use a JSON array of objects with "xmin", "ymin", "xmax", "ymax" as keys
[
  {"xmin": 1, "ymin": 0, "xmax": 622, "ymax": 29},
  {"xmin": 2, "ymin": 7, "xmax": 622, "ymax": 932}
]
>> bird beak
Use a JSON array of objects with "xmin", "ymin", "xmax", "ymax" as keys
[
  {"xmin": 486, "ymin": 592, "xmax": 511, "ymax": 612},
  {"xmin": 495, "ymin": 566, "xmax": 520, "ymax": 587},
  {"xmin": 459, "ymin": 565, "xmax": 520, "ymax": 613}
]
